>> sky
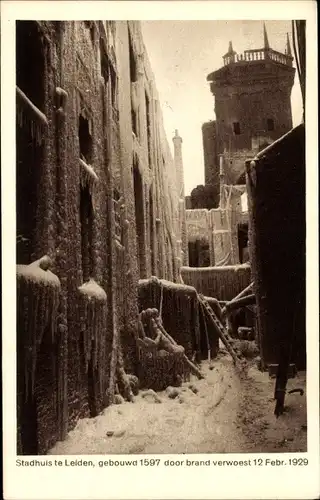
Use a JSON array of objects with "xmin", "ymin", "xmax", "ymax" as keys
[{"xmin": 141, "ymin": 20, "xmax": 303, "ymax": 195}]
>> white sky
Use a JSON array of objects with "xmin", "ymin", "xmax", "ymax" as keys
[{"xmin": 141, "ymin": 20, "xmax": 304, "ymax": 195}]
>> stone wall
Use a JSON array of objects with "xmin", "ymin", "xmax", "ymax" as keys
[{"xmin": 16, "ymin": 20, "xmax": 186, "ymax": 454}]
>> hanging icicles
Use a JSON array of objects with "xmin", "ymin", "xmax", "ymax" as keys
[
  {"xmin": 16, "ymin": 86, "xmax": 48, "ymax": 145},
  {"xmin": 17, "ymin": 256, "xmax": 60, "ymax": 400},
  {"xmin": 180, "ymin": 264, "xmax": 251, "ymax": 302},
  {"xmin": 79, "ymin": 157, "xmax": 99, "ymax": 208},
  {"xmin": 78, "ymin": 279, "xmax": 107, "ymax": 394}
]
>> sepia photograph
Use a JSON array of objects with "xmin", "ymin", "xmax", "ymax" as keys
[{"xmin": 14, "ymin": 17, "xmax": 309, "ymax": 458}]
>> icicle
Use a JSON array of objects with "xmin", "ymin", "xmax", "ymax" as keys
[
  {"xmin": 29, "ymin": 290, "xmax": 39, "ymax": 397},
  {"xmin": 86, "ymin": 301, "xmax": 93, "ymax": 369},
  {"xmin": 93, "ymin": 300, "xmax": 98, "ymax": 369},
  {"xmin": 17, "ymin": 260, "xmax": 61, "ymax": 404},
  {"xmin": 95, "ymin": 304, "xmax": 100, "ymax": 371}
]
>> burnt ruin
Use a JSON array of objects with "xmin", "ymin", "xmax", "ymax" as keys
[{"xmin": 15, "ymin": 20, "xmax": 307, "ymax": 455}]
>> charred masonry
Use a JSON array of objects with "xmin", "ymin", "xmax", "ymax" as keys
[{"xmin": 16, "ymin": 21, "xmax": 306, "ymax": 454}]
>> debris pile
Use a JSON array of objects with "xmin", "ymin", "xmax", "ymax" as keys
[
  {"xmin": 136, "ymin": 307, "xmax": 203, "ymax": 392},
  {"xmin": 138, "ymin": 277, "xmax": 201, "ymax": 359}
]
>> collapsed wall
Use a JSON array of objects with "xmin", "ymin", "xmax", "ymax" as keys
[{"xmin": 246, "ymin": 124, "xmax": 306, "ymax": 370}]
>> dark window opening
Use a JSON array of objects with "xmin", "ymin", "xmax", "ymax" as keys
[
  {"xmin": 110, "ymin": 65, "xmax": 117, "ymax": 111},
  {"xmin": 113, "ymin": 188, "xmax": 122, "ymax": 244},
  {"xmin": 188, "ymin": 240, "xmax": 210, "ymax": 267},
  {"xmin": 80, "ymin": 184, "xmax": 94, "ymax": 282},
  {"xmin": 238, "ymin": 223, "xmax": 249, "ymax": 264},
  {"xmin": 267, "ymin": 118, "xmax": 275, "ymax": 131},
  {"xmin": 16, "ymin": 21, "xmax": 45, "ymax": 264},
  {"xmin": 133, "ymin": 161, "xmax": 145, "ymax": 278},
  {"xmin": 128, "ymin": 31, "xmax": 137, "ymax": 83},
  {"xmin": 79, "ymin": 115, "xmax": 93, "ymax": 164},
  {"xmin": 84, "ymin": 21, "xmax": 95, "ymax": 46},
  {"xmin": 113, "ymin": 188, "xmax": 120, "ymax": 201},
  {"xmin": 16, "ymin": 21, "xmax": 45, "ymax": 110},
  {"xmin": 233, "ymin": 122, "xmax": 241, "ymax": 135},
  {"xmin": 145, "ymin": 91, "xmax": 151, "ymax": 168},
  {"xmin": 131, "ymin": 108, "xmax": 138, "ymax": 137},
  {"xmin": 100, "ymin": 38, "xmax": 118, "ymax": 112},
  {"xmin": 100, "ymin": 39, "xmax": 109, "ymax": 84}
]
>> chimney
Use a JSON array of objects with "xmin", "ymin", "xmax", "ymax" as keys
[{"xmin": 172, "ymin": 129, "xmax": 184, "ymax": 198}]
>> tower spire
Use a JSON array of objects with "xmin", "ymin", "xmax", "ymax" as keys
[
  {"xmin": 285, "ymin": 32, "xmax": 292, "ymax": 56},
  {"xmin": 263, "ymin": 22, "xmax": 270, "ymax": 49},
  {"xmin": 223, "ymin": 41, "xmax": 236, "ymax": 64},
  {"xmin": 227, "ymin": 41, "xmax": 234, "ymax": 55}
]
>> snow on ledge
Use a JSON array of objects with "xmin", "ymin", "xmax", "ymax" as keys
[
  {"xmin": 78, "ymin": 279, "xmax": 107, "ymax": 302},
  {"xmin": 138, "ymin": 277, "xmax": 196, "ymax": 294},
  {"xmin": 17, "ymin": 261, "xmax": 60, "ymax": 287},
  {"xmin": 181, "ymin": 263, "xmax": 250, "ymax": 273}
]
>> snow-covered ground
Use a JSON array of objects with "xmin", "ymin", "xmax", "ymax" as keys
[{"xmin": 48, "ymin": 354, "xmax": 307, "ymax": 455}]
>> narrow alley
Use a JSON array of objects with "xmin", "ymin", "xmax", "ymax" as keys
[{"xmin": 13, "ymin": 18, "xmax": 308, "ymax": 461}]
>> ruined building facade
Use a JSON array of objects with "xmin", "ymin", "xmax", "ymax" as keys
[
  {"xmin": 16, "ymin": 20, "xmax": 187, "ymax": 454},
  {"xmin": 186, "ymin": 25, "xmax": 295, "ymax": 268}
]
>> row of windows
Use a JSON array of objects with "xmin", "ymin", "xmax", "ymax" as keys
[
  {"xmin": 129, "ymin": 28, "xmax": 152, "ymax": 168},
  {"xmin": 232, "ymin": 118, "xmax": 275, "ymax": 135}
]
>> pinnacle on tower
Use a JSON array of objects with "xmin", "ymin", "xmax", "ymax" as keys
[
  {"xmin": 173, "ymin": 129, "xmax": 182, "ymax": 142},
  {"xmin": 285, "ymin": 32, "xmax": 292, "ymax": 56},
  {"xmin": 227, "ymin": 41, "xmax": 235, "ymax": 55},
  {"xmin": 223, "ymin": 40, "xmax": 237, "ymax": 64},
  {"xmin": 263, "ymin": 22, "xmax": 270, "ymax": 49}
]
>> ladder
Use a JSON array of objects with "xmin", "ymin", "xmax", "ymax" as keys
[{"xmin": 198, "ymin": 294, "xmax": 245, "ymax": 368}]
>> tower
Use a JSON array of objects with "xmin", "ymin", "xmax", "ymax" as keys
[
  {"xmin": 172, "ymin": 129, "xmax": 189, "ymax": 266},
  {"xmin": 172, "ymin": 129, "xmax": 184, "ymax": 197},
  {"xmin": 205, "ymin": 24, "xmax": 295, "ymax": 185}
]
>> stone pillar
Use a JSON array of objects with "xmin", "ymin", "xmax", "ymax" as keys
[{"xmin": 172, "ymin": 130, "xmax": 189, "ymax": 265}]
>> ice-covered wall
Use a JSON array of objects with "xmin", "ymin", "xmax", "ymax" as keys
[{"xmin": 16, "ymin": 20, "xmax": 186, "ymax": 454}]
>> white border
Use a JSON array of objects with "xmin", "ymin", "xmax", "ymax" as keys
[{"xmin": 1, "ymin": 2, "xmax": 319, "ymax": 499}]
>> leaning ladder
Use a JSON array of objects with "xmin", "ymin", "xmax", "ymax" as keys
[{"xmin": 198, "ymin": 294, "xmax": 245, "ymax": 368}]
